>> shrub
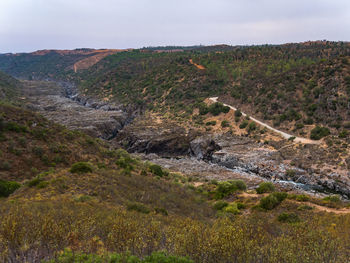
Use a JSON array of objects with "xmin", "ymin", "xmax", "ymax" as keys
[
  {"xmin": 215, "ymin": 180, "xmax": 246, "ymax": 199},
  {"xmin": 285, "ymin": 169, "xmax": 296, "ymax": 178},
  {"xmin": 70, "ymin": 162, "xmax": 93, "ymax": 174},
  {"xmin": 338, "ymin": 130, "xmax": 348, "ymax": 138},
  {"xmin": 297, "ymin": 205, "xmax": 313, "ymax": 210},
  {"xmin": 208, "ymin": 102, "xmax": 230, "ymax": 116},
  {"xmin": 221, "ymin": 120, "xmax": 230, "ymax": 128},
  {"xmin": 246, "ymin": 122, "xmax": 256, "ymax": 132},
  {"xmin": 213, "ymin": 200, "xmax": 229, "ymax": 210},
  {"xmin": 115, "ymin": 149, "xmax": 136, "ymax": 171},
  {"xmin": 323, "ymin": 195, "xmax": 341, "ymax": 203},
  {"xmin": 27, "ymin": 176, "xmax": 44, "ymax": 187},
  {"xmin": 296, "ymin": 194, "xmax": 310, "ymax": 202},
  {"xmin": 0, "ymin": 179, "xmax": 20, "ymax": 197},
  {"xmin": 239, "ymin": 120, "xmax": 249, "ymax": 129},
  {"xmin": 235, "ymin": 109, "xmax": 242, "ymax": 117},
  {"xmin": 259, "ymin": 195, "xmax": 279, "ymax": 210},
  {"xmin": 127, "ymin": 202, "xmax": 150, "ymax": 214},
  {"xmin": 198, "ymin": 103, "xmax": 209, "ymax": 115},
  {"xmin": 149, "ymin": 164, "xmax": 166, "ymax": 177},
  {"xmin": 256, "ymin": 182, "xmax": 275, "ymax": 194},
  {"xmin": 224, "ymin": 203, "xmax": 240, "ymax": 214},
  {"xmin": 259, "ymin": 192, "xmax": 287, "ymax": 210},
  {"xmin": 310, "ymin": 126, "xmax": 330, "ymax": 140},
  {"xmin": 271, "ymin": 192, "xmax": 288, "ymax": 202},
  {"xmin": 205, "ymin": 121, "xmax": 216, "ymax": 126},
  {"xmin": 278, "ymin": 212, "xmax": 301, "ymax": 223}
]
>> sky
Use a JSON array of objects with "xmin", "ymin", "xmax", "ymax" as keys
[{"xmin": 0, "ymin": 0, "xmax": 349, "ymax": 53}]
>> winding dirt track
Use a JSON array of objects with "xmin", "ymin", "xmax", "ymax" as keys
[{"xmin": 209, "ymin": 97, "xmax": 320, "ymax": 145}]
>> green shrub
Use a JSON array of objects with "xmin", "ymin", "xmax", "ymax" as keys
[
  {"xmin": 256, "ymin": 182, "xmax": 275, "ymax": 194},
  {"xmin": 246, "ymin": 122, "xmax": 256, "ymax": 132},
  {"xmin": 310, "ymin": 126, "xmax": 330, "ymax": 140},
  {"xmin": 70, "ymin": 162, "xmax": 93, "ymax": 174},
  {"xmin": 278, "ymin": 212, "xmax": 301, "ymax": 223},
  {"xmin": 323, "ymin": 195, "xmax": 341, "ymax": 203},
  {"xmin": 208, "ymin": 102, "xmax": 230, "ymax": 116},
  {"xmin": 0, "ymin": 179, "xmax": 20, "ymax": 197},
  {"xmin": 205, "ymin": 121, "xmax": 216, "ymax": 126},
  {"xmin": 221, "ymin": 120, "xmax": 230, "ymax": 128},
  {"xmin": 213, "ymin": 200, "xmax": 229, "ymax": 210},
  {"xmin": 239, "ymin": 120, "xmax": 249, "ymax": 129},
  {"xmin": 271, "ymin": 192, "xmax": 288, "ymax": 202},
  {"xmin": 234, "ymin": 109, "xmax": 242, "ymax": 117},
  {"xmin": 285, "ymin": 169, "xmax": 296, "ymax": 178},
  {"xmin": 259, "ymin": 192, "xmax": 287, "ymax": 210},
  {"xmin": 115, "ymin": 149, "xmax": 136, "ymax": 171},
  {"xmin": 224, "ymin": 203, "xmax": 240, "ymax": 214},
  {"xmin": 199, "ymin": 103, "xmax": 209, "ymax": 115},
  {"xmin": 338, "ymin": 130, "xmax": 348, "ymax": 138},
  {"xmin": 27, "ymin": 176, "xmax": 44, "ymax": 187},
  {"xmin": 127, "ymin": 202, "xmax": 150, "ymax": 214},
  {"xmin": 149, "ymin": 164, "xmax": 166, "ymax": 177},
  {"xmin": 259, "ymin": 195, "xmax": 279, "ymax": 210},
  {"xmin": 215, "ymin": 180, "xmax": 247, "ymax": 199},
  {"xmin": 297, "ymin": 205, "xmax": 313, "ymax": 210},
  {"xmin": 296, "ymin": 194, "xmax": 310, "ymax": 202}
]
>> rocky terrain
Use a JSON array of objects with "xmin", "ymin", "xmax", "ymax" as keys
[{"xmin": 15, "ymin": 79, "xmax": 350, "ymax": 199}]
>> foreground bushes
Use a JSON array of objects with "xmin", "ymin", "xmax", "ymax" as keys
[
  {"xmin": 0, "ymin": 201, "xmax": 349, "ymax": 263},
  {"xmin": 45, "ymin": 249, "xmax": 193, "ymax": 263}
]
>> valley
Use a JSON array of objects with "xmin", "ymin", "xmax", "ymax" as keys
[{"xmin": 1, "ymin": 42, "xmax": 350, "ymax": 262}]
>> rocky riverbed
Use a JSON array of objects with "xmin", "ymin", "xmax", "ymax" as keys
[{"xmin": 20, "ymin": 80, "xmax": 350, "ymax": 199}]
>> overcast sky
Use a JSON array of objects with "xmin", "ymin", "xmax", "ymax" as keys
[{"xmin": 0, "ymin": 0, "xmax": 349, "ymax": 53}]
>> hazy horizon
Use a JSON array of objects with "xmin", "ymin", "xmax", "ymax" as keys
[{"xmin": 1, "ymin": 0, "xmax": 349, "ymax": 53}]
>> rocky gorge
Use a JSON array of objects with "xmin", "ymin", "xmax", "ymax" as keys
[{"xmin": 21, "ymin": 80, "xmax": 350, "ymax": 199}]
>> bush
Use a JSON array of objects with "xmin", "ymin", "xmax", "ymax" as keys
[
  {"xmin": 127, "ymin": 202, "xmax": 150, "ymax": 214},
  {"xmin": 259, "ymin": 192, "xmax": 287, "ymax": 210},
  {"xmin": 278, "ymin": 212, "xmax": 301, "ymax": 223},
  {"xmin": 0, "ymin": 179, "xmax": 20, "ymax": 197},
  {"xmin": 271, "ymin": 192, "xmax": 288, "ymax": 202},
  {"xmin": 149, "ymin": 164, "xmax": 166, "ymax": 177},
  {"xmin": 208, "ymin": 102, "xmax": 230, "ymax": 116},
  {"xmin": 297, "ymin": 205, "xmax": 313, "ymax": 210},
  {"xmin": 215, "ymin": 180, "xmax": 247, "ymax": 199},
  {"xmin": 310, "ymin": 126, "xmax": 330, "ymax": 140},
  {"xmin": 323, "ymin": 195, "xmax": 341, "ymax": 203},
  {"xmin": 296, "ymin": 194, "xmax": 310, "ymax": 202},
  {"xmin": 239, "ymin": 120, "xmax": 249, "ymax": 129},
  {"xmin": 234, "ymin": 109, "xmax": 242, "ymax": 117},
  {"xmin": 205, "ymin": 121, "xmax": 216, "ymax": 126},
  {"xmin": 221, "ymin": 120, "xmax": 230, "ymax": 128},
  {"xmin": 259, "ymin": 195, "xmax": 279, "ymax": 210},
  {"xmin": 246, "ymin": 122, "xmax": 256, "ymax": 132},
  {"xmin": 27, "ymin": 176, "xmax": 44, "ymax": 187},
  {"xmin": 224, "ymin": 203, "xmax": 240, "ymax": 214},
  {"xmin": 256, "ymin": 182, "xmax": 275, "ymax": 194},
  {"xmin": 213, "ymin": 200, "xmax": 229, "ymax": 210},
  {"xmin": 70, "ymin": 162, "xmax": 93, "ymax": 174},
  {"xmin": 286, "ymin": 169, "xmax": 296, "ymax": 178}
]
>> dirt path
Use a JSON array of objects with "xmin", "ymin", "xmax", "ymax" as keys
[
  {"xmin": 209, "ymin": 97, "xmax": 320, "ymax": 145},
  {"xmin": 189, "ymin": 59, "xmax": 205, "ymax": 70},
  {"xmin": 303, "ymin": 202, "xmax": 350, "ymax": 214}
]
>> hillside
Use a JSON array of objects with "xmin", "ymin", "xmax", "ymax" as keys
[
  {"xmin": 2, "ymin": 42, "xmax": 350, "ymax": 262},
  {"xmin": 0, "ymin": 70, "xmax": 22, "ymax": 101}
]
